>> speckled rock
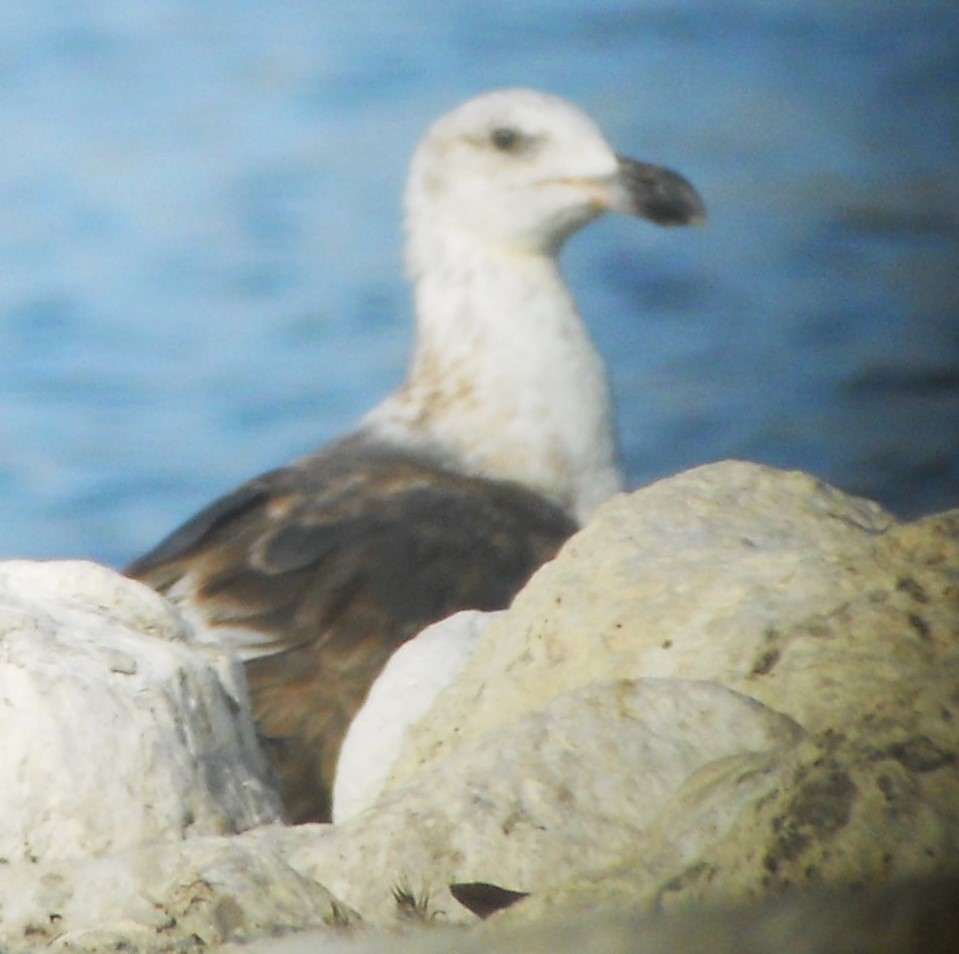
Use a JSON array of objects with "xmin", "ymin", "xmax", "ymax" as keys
[
  {"xmin": 378, "ymin": 461, "xmax": 959, "ymax": 916},
  {"xmin": 390, "ymin": 461, "xmax": 937, "ymax": 775},
  {"xmin": 0, "ymin": 560, "xmax": 283, "ymax": 865}
]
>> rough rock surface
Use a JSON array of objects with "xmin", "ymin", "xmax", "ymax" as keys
[
  {"xmin": 393, "ymin": 461, "xmax": 925, "ymax": 771},
  {"xmin": 221, "ymin": 873, "xmax": 959, "ymax": 954},
  {"xmin": 0, "ymin": 830, "xmax": 355, "ymax": 951},
  {"xmin": 0, "ymin": 560, "xmax": 283, "ymax": 866},
  {"xmin": 0, "ymin": 463, "xmax": 957, "ymax": 953},
  {"xmin": 385, "ymin": 461, "xmax": 959, "ymax": 916}
]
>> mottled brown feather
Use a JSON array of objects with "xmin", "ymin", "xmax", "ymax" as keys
[{"xmin": 127, "ymin": 434, "xmax": 576, "ymax": 822}]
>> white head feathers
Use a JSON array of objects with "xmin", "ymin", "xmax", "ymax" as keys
[{"xmin": 365, "ymin": 88, "xmax": 704, "ymax": 522}]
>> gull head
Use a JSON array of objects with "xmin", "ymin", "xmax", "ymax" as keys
[{"xmin": 405, "ymin": 88, "xmax": 705, "ymax": 266}]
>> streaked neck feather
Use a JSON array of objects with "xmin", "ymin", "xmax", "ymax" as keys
[{"xmin": 363, "ymin": 227, "xmax": 623, "ymax": 522}]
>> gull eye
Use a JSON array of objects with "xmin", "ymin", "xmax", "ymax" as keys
[{"xmin": 490, "ymin": 127, "xmax": 522, "ymax": 152}]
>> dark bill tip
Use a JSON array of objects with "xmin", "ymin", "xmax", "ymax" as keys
[{"xmin": 615, "ymin": 155, "xmax": 707, "ymax": 227}]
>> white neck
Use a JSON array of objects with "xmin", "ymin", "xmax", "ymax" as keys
[{"xmin": 362, "ymin": 226, "xmax": 623, "ymax": 522}]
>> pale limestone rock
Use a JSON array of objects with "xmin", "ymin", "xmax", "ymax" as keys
[
  {"xmin": 390, "ymin": 461, "xmax": 949, "ymax": 779},
  {"xmin": 378, "ymin": 461, "xmax": 959, "ymax": 917},
  {"xmin": 293, "ymin": 677, "xmax": 804, "ymax": 925},
  {"xmin": 1, "ymin": 464, "xmax": 957, "ymax": 953},
  {"xmin": 0, "ymin": 829, "xmax": 354, "ymax": 951},
  {"xmin": 333, "ymin": 610, "xmax": 494, "ymax": 823},
  {"xmin": 0, "ymin": 560, "xmax": 283, "ymax": 865},
  {"xmin": 512, "ymin": 721, "xmax": 959, "ymax": 923},
  {"xmin": 0, "ymin": 679, "xmax": 801, "ymax": 949}
]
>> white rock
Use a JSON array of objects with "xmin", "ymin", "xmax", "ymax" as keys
[
  {"xmin": 333, "ymin": 609, "xmax": 494, "ymax": 823},
  {"xmin": 0, "ymin": 677, "xmax": 803, "ymax": 948},
  {"xmin": 0, "ymin": 828, "xmax": 353, "ymax": 951},
  {"xmin": 0, "ymin": 560, "xmax": 283, "ymax": 865}
]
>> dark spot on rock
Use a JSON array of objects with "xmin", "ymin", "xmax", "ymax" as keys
[
  {"xmin": 662, "ymin": 638, "xmax": 673, "ymax": 649},
  {"xmin": 214, "ymin": 896, "xmax": 245, "ymax": 938},
  {"xmin": 766, "ymin": 763, "xmax": 858, "ymax": 874},
  {"xmin": 806, "ymin": 620, "xmax": 833, "ymax": 639},
  {"xmin": 877, "ymin": 773, "xmax": 898, "ymax": 805},
  {"xmin": 776, "ymin": 827, "xmax": 812, "ymax": 863},
  {"xmin": 896, "ymin": 577, "xmax": 929, "ymax": 603},
  {"xmin": 555, "ymin": 784, "xmax": 575, "ymax": 806},
  {"xmin": 790, "ymin": 766, "xmax": 857, "ymax": 833},
  {"xmin": 906, "ymin": 612, "xmax": 932, "ymax": 641},
  {"xmin": 751, "ymin": 647, "xmax": 781, "ymax": 677},
  {"xmin": 658, "ymin": 861, "xmax": 716, "ymax": 898},
  {"xmin": 818, "ymin": 728, "xmax": 846, "ymax": 755},
  {"xmin": 449, "ymin": 882, "xmax": 529, "ymax": 919},
  {"xmin": 886, "ymin": 736, "xmax": 956, "ymax": 773}
]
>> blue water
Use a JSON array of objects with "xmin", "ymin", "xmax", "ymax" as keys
[{"xmin": 1, "ymin": 1, "xmax": 957, "ymax": 566}]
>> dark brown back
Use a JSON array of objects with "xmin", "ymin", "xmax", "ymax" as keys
[{"xmin": 127, "ymin": 435, "xmax": 576, "ymax": 822}]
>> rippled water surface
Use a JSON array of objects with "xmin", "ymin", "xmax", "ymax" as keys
[{"xmin": 1, "ymin": 1, "xmax": 957, "ymax": 565}]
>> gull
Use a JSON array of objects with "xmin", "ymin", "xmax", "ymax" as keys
[{"xmin": 127, "ymin": 88, "xmax": 705, "ymax": 823}]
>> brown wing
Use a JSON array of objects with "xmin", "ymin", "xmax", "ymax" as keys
[{"xmin": 127, "ymin": 435, "xmax": 576, "ymax": 822}]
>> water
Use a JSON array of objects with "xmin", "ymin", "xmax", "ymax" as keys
[{"xmin": 0, "ymin": 1, "xmax": 956, "ymax": 566}]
